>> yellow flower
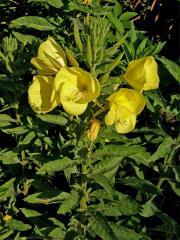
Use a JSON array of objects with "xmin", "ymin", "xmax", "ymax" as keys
[
  {"xmin": 105, "ymin": 88, "xmax": 145, "ymax": 134},
  {"xmin": 53, "ymin": 67, "xmax": 101, "ymax": 115},
  {"xmin": 124, "ymin": 56, "xmax": 159, "ymax": 92},
  {"xmin": 28, "ymin": 75, "xmax": 58, "ymax": 113},
  {"xmin": 86, "ymin": 119, "xmax": 101, "ymax": 141},
  {"xmin": 3, "ymin": 214, "xmax": 12, "ymax": 222},
  {"xmin": 31, "ymin": 37, "xmax": 67, "ymax": 75}
]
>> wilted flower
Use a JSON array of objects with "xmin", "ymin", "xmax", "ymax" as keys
[
  {"xmin": 105, "ymin": 88, "xmax": 145, "ymax": 134},
  {"xmin": 124, "ymin": 56, "xmax": 159, "ymax": 92},
  {"xmin": 28, "ymin": 75, "xmax": 58, "ymax": 113},
  {"xmin": 31, "ymin": 37, "xmax": 67, "ymax": 76},
  {"xmin": 53, "ymin": 67, "xmax": 101, "ymax": 115},
  {"xmin": 86, "ymin": 119, "xmax": 101, "ymax": 141}
]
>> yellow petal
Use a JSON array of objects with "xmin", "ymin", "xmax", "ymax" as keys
[
  {"xmin": 124, "ymin": 56, "xmax": 159, "ymax": 91},
  {"xmin": 107, "ymin": 88, "xmax": 145, "ymax": 115},
  {"xmin": 60, "ymin": 83, "xmax": 88, "ymax": 115},
  {"xmin": 28, "ymin": 75, "xmax": 58, "ymax": 113},
  {"xmin": 115, "ymin": 112, "xmax": 136, "ymax": 134},
  {"xmin": 31, "ymin": 37, "xmax": 67, "ymax": 75},
  {"xmin": 144, "ymin": 56, "xmax": 160, "ymax": 90},
  {"xmin": 54, "ymin": 67, "xmax": 101, "ymax": 105},
  {"xmin": 31, "ymin": 57, "xmax": 57, "ymax": 75},
  {"xmin": 68, "ymin": 67, "xmax": 101, "ymax": 103},
  {"xmin": 53, "ymin": 67, "xmax": 77, "ymax": 95},
  {"xmin": 105, "ymin": 104, "xmax": 115, "ymax": 126}
]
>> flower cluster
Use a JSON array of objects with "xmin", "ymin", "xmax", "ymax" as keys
[
  {"xmin": 28, "ymin": 37, "xmax": 101, "ymax": 115},
  {"xmin": 105, "ymin": 56, "xmax": 159, "ymax": 133},
  {"xmin": 28, "ymin": 37, "xmax": 159, "ymax": 135}
]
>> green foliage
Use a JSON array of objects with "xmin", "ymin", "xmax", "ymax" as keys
[{"xmin": 0, "ymin": 0, "xmax": 179, "ymax": 239}]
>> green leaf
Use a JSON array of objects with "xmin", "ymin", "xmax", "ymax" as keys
[
  {"xmin": 93, "ymin": 196, "xmax": 140, "ymax": 217},
  {"xmin": 36, "ymin": 114, "xmax": 68, "ymax": 125},
  {"xmin": 89, "ymin": 212, "xmax": 118, "ymax": 240},
  {"xmin": 0, "ymin": 114, "xmax": 15, "ymax": 122},
  {"xmin": 91, "ymin": 157, "xmax": 124, "ymax": 176},
  {"xmin": 108, "ymin": 14, "xmax": 124, "ymax": 35},
  {"xmin": 119, "ymin": 12, "xmax": 137, "ymax": 21},
  {"xmin": 2, "ymin": 126, "xmax": 29, "ymax": 135},
  {"xmin": 5, "ymin": 219, "xmax": 31, "ymax": 231},
  {"xmin": 113, "ymin": 2, "xmax": 122, "ymax": 17},
  {"xmin": 20, "ymin": 208, "xmax": 42, "ymax": 218},
  {"xmin": 0, "ymin": 230, "xmax": 14, "ymax": 240},
  {"xmin": 37, "ymin": 157, "xmax": 74, "ymax": 175},
  {"xmin": 23, "ymin": 191, "xmax": 70, "ymax": 204},
  {"xmin": 20, "ymin": 131, "xmax": 36, "ymax": 145},
  {"xmin": 0, "ymin": 178, "xmax": 15, "ymax": 202},
  {"xmin": 92, "ymin": 175, "xmax": 116, "ymax": 197},
  {"xmin": 12, "ymin": 31, "xmax": 40, "ymax": 44},
  {"xmin": 57, "ymin": 191, "xmax": 79, "ymax": 214},
  {"xmin": 109, "ymin": 223, "xmax": 147, "ymax": 240},
  {"xmin": 93, "ymin": 144, "xmax": 146, "ymax": 159},
  {"xmin": 10, "ymin": 16, "xmax": 56, "ymax": 31},
  {"xmin": 47, "ymin": 0, "xmax": 63, "ymax": 8},
  {"xmin": 121, "ymin": 177, "xmax": 161, "ymax": 195},
  {"xmin": 157, "ymin": 56, "xmax": 180, "ymax": 83},
  {"xmin": 0, "ymin": 150, "xmax": 20, "ymax": 164},
  {"xmin": 149, "ymin": 137, "xmax": 175, "ymax": 162},
  {"xmin": 140, "ymin": 199, "xmax": 159, "ymax": 217},
  {"xmin": 167, "ymin": 180, "xmax": 180, "ymax": 196}
]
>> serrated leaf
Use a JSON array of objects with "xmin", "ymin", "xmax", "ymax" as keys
[
  {"xmin": 157, "ymin": 56, "xmax": 180, "ymax": 83},
  {"xmin": 93, "ymin": 144, "xmax": 146, "ymax": 159},
  {"xmin": 36, "ymin": 114, "xmax": 68, "ymax": 125},
  {"xmin": 91, "ymin": 157, "xmax": 123, "ymax": 176},
  {"xmin": 89, "ymin": 212, "xmax": 118, "ymax": 240},
  {"xmin": 121, "ymin": 177, "xmax": 161, "ymax": 195},
  {"xmin": 140, "ymin": 199, "xmax": 159, "ymax": 217},
  {"xmin": 57, "ymin": 191, "xmax": 79, "ymax": 214},
  {"xmin": 92, "ymin": 175, "xmax": 116, "ymax": 197},
  {"xmin": 109, "ymin": 223, "xmax": 147, "ymax": 240},
  {"xmin": 37, "ymin": 157, "xmax": 74, "ymax": 175},
  {"xmin": 10, "ymin": 16, "xmax": 56, "ymax": 31},
  {"xmin": 93, "ymin": 196, "xmax": 140, "ymax": 217}
]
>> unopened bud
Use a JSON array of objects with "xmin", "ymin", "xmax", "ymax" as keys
[{"xmin": 86, "ymin": 119, "xmax": 100, "ymax": 141}]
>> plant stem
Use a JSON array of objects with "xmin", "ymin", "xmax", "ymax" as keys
[{"xmin": 80, "ymin": 163, "xmax": 88, "ymax": 210}]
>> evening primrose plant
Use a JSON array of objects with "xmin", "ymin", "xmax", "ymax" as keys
[
  {"xmin": 1, "ymin": 1, "xmax": 180, "ymax": 240},
  {"xmin": 28, "ymin": 37, "xmax": 158, "ymax": 133}
]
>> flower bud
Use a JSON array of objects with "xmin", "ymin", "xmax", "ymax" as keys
[{"xmin": 86, "ymin": 119, "xmax": 101, "ymax": 141}]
